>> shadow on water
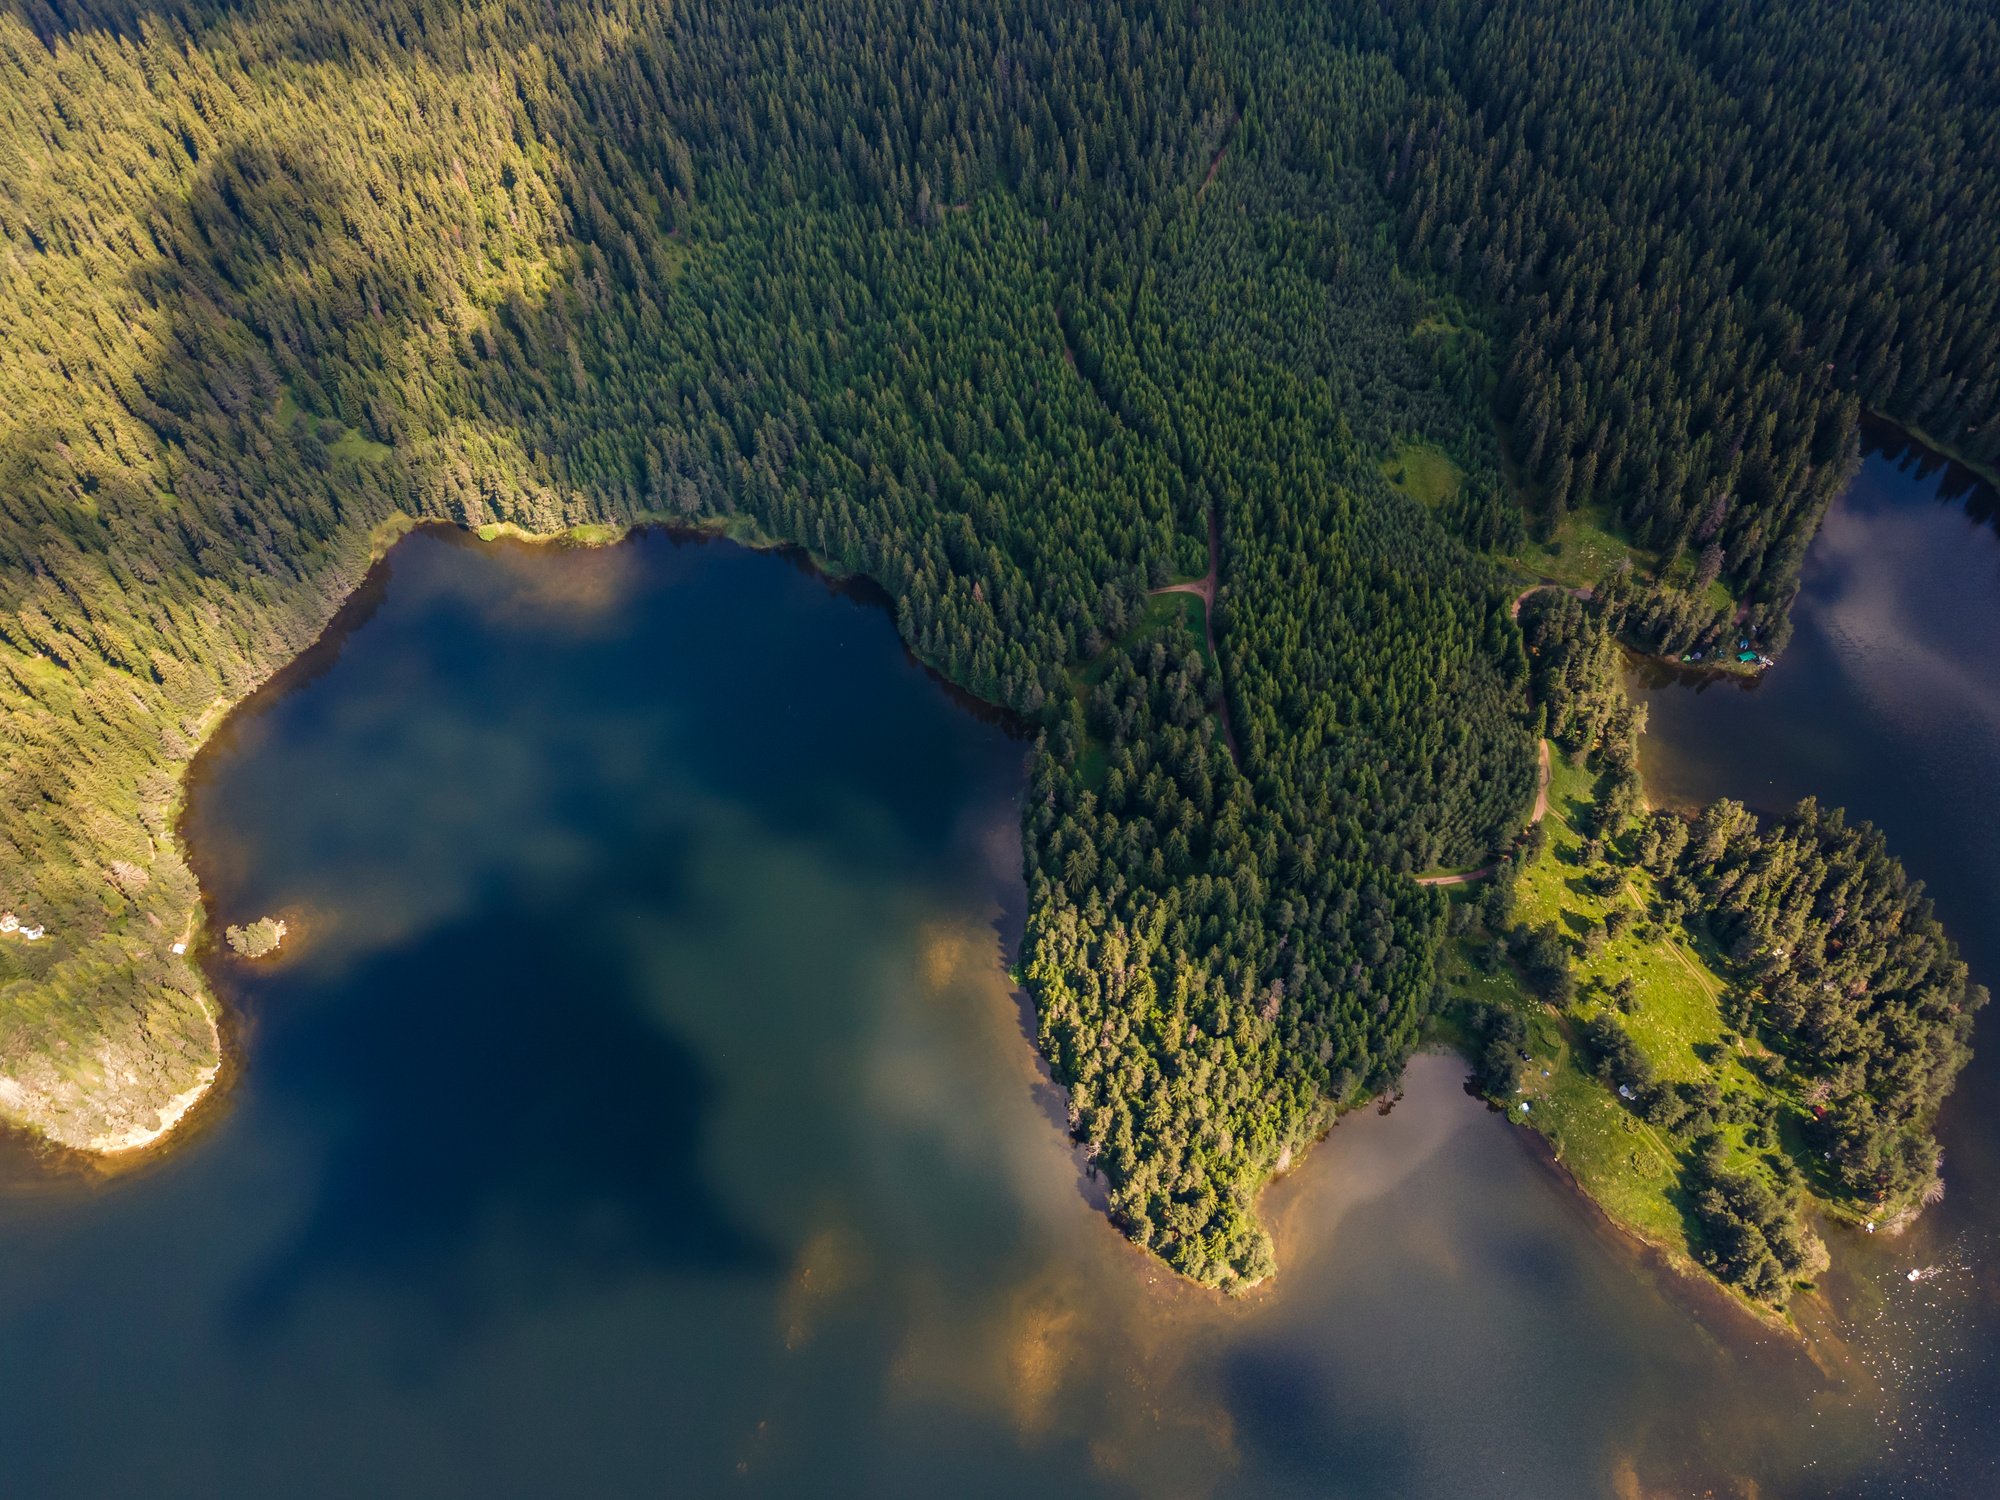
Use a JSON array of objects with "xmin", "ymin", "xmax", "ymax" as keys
[
  {"xmin": 1629, "ymin": 421, "xmax": 2000, "ymax": 718},
  {"xmin": 1861, "ymin": 415, "xmax": 2000, "ymax": 535},
  {"xmin": 228, "ymin": 870, "xmax": 780, "ymax": 1340},
  {"xmin": 1223, "ymin": 1345, "xmax": 1415, "ymax": 1490},
  {"xmin": 770, "ymin": 548, "xmax": 1038, "ymax": 743}
]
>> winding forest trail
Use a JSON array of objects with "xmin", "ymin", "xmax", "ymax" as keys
[
  {"xmin": 1512, "ymin": 581, "xmax": 1592, "ymax": 619},
  {"xmin": 1197, "ymin": 115, "xmax": 1238, "ymax": 200},
  {"xmin": 1151, "ymin": 507, "xmax": 1241, "ymax": 763},
  {"xmin": 1414, "ymin": 739, "xmax": 1552, "ymax": 887},
  {"xmin": 1409, "ymin": 581, "xmax": 1595, "ymax": 887},
  {"xmin": 1198, "ymin": 142, "xmax": 1229, "ymax": 197}
]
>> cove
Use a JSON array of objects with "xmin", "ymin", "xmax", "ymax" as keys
[{"xmin": 0, "ymin": 522, "xmax": 1968, "ymax": 1498}]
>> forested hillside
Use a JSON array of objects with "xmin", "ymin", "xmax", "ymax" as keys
[
  {"xmin": 1381, "ymin": 0, "xmax": 2000, "ymax": 615},
  {"xmin": 0, "ymin": 0, "xmax": 1990, "ymax": 1283}
]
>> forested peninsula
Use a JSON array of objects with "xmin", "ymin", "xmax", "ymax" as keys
[
  {"xmin": 1, "ymin": 0, "xmax": 1995, "ymax": 1294},
  {"xmin": 1449, "ymin": 589, "xmax": 1983, "ymax": 1312}
]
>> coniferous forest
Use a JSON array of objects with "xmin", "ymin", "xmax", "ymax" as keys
[{"xmin": 0, "ymin": 0, "xmax": 1993, "ymax": 1286}]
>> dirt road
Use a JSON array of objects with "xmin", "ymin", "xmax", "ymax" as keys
[
  {"xmin": 1414, "ymin": 738, "xmax": 1552, "ymax": 887},
  {"xmin": 1150, "ymin": 507, "xmax": 1240, "ymax": 761}
]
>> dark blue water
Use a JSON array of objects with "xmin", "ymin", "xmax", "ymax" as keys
[{"xmin": 0, "ymin": 516, "xmax": 1985, "ymax": 1498}]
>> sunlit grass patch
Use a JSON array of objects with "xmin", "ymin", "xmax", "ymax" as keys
[
  {"xmin": 277, "ymin": 389, "xmax": 391, "ymax": 463},
  {"xmin": 1381, "ymin": 438, "xmax": 1464, "ymax": 509},
  {"xmin": 1441, "ymin": 747, "xmax": 1816, "ymax": 1297},
  {"xmin": 1506, "ymin": 505, "xmax": 1643, "ymax": 590},
  {"xmin": 1438, "ymin": 937, "xmax": 1689, "ymax": 1249}
]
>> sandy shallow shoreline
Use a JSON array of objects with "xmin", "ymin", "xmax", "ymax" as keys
[
  {"xmin": 67, "ymin": 997, "xmax": 224, "ymax": 1157},
  {"xmin": 87, "ymin": 1061, "xmax": 220, "ymax": 1155}
]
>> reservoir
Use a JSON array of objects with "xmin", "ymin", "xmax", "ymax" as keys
[{"xmin": 0, "ymin": 474, "xmax": 1991, "ymax": 1496}]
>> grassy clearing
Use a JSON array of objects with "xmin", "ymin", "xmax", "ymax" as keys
[
  {"xmin": 1697, "ymin": 577, "xmax": 1737, "ymax": 618},
  {"xmin": 472, "ymin": 510, "xmax": 790, "ymax": 554},
  {"xmin": 1439, "ymin": 895, "xmax": 1689, "ymax": 1249},
  {"xmin": 1504, "ymin": 501, "xmax": 1748, "ymax": 632},
  {"xmin": 1442, "ymin": 931, "xmax": 1692, "ymax": 1247},
  {"xmin": 277, "ymin": 389, "xmax": 392, "ymax": 463},
  {"xmin": 326, "ymin": 426, "xmax": 393, "ymax": 463},
  {"xmin": 1529, "ymin": 754, "xmax": 1794, "ymax": 1178},
  {"xmin": 474, "ymin": 519, "xmax": 632, "ymax": 545},
  {"xmin": 1505, "ymin": 504, "xmax": 1644, "ymax": 591},
  {"xmin": 1410, "ymin": 292, "xmax": 1480, "ymax": 348},
  {"xmin": 1440, "ymin": 748, "xmax": 1817, "ymax": 1306},
  {"xmin": 1520, "ymin": 761, "xmax": 1732, "ymax": 1084},
  {"xmin": 684, "ymin": 509, "xmax": 783, "ymax": 550},
  {"xmin": 1160, "ymin": 589, "xmax": 1217, "ymax": 679},
  {"xmin": 1074, "ymin": 591, "xmax": 1211, "ymax": 689},
  {"xmin": 1380, "ymin": 438, "xmax": 1464, "ymax": 509}
]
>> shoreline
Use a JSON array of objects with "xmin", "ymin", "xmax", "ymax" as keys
[
  {"xmin": 1463, "ymin": 605, "xmax": 1946, "ymax": 1331},
  {"xmin": 56, "ymin": 507, "xmax": 1033, "ymax": 1167},
  {"xmin": 1426, "ymin": 587, "xmax": 1818, "ymax": 1326},
  {"xmin": 11, "ymin": 513, "xmax": 662, "ymax": 1164},
  {"xmin": 1861, "ymin": 409, "xmax": 2000, "ymax": 500},
  {"xmin": 86, "ymin": 1000, "xmax": 223, "ymax": 1155},
  {"xmin": 1501, "ymin": 1094, "xmax": 1810, "ymax": 1340},
  {"xmin": 21, "ymin": 486, "xmax": 1933, "ymax": 1346},
  {"xmin": 52, "ymin": 505, "xmax": 1732, "ymax": 1330},
  {"xmin": 1491, "ymin": 758, "xmax": 1823, "ymax": 1330}
]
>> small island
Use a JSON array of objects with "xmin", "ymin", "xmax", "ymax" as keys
[{"xmin": 225, "ymin": 916, "xmax": 289, "ymax": 960}]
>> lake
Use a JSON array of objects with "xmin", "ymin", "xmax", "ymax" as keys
[{"xmin": 0, "ymin": 474, "xmax": 1991, "ymax": 1497}]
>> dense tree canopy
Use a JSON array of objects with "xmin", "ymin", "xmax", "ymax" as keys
[
  {"xmin": 1658, "ymin": 796, "xmax": 1984, "ymax": 1206},
  {"xmin": 1382, "ymin": 0, "xmax": 2000, "ymax": 610},
  {"xmin": 0, "ymin": 0, "xmax": 1988, "ymax": 1280}
]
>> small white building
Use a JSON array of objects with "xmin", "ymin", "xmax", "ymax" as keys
[
  {"xmin": 0, "ymin": 912, "xmax": 17, "ymax": 933},
  {"xmin": 171, "ymin": 942, "xmax": 187, "ymax": 956},
  {"xmin": 20, "ymin": 925, "xmax": 44, "ymax": 942}
]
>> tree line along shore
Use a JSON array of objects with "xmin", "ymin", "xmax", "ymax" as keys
[{"xmin": 1, "ymin": 0, "xmax": 1993, "ymax": 1296}]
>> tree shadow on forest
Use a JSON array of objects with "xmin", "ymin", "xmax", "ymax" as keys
[
  {"xmin": 126, "ymin": 85, "xmax": 1028, "ymax": 869},
  {"xmin": 8, "ymin": 0, "xmax": 497, "ymax": 61},
  {"xmin": 4, "ymin": 0, "xmax": 197, "ymax": 45}
]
